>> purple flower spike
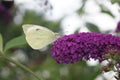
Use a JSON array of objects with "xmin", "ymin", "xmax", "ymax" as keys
[
  {"xmin": 51, "ymin": 32, "xmax": 120, "ymax": 64},
  {"xmin": 115, "ymin": 21, "xmax": 120, "ymax": 33},
  {"xmin": 0, "ymin": 5, "xmax": 12, "ymax": 24}
]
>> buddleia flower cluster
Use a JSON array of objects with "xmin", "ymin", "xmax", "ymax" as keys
[
  {"xmin": 51, "ymin": 32, "xmax": 120, "ymax": 65},
  {"xmin": 0, "ymin": 1, "xmax": 14, "ymax": 24}
]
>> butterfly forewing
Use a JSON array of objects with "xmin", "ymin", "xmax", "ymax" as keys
[{"xmin": 23, "ymin": 24, "xmax": 56, "ymax": 49}]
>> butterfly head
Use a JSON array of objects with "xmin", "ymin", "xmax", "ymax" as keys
[{"xmin": 53, "ymin": 33, "xmax": 61, "ymax": 41}]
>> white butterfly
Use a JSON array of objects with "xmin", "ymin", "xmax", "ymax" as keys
[{"xmin": 22, "ymin": 24, "xmax": 60, "ymax": 49}]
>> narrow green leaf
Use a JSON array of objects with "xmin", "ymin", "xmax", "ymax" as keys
[
  {"xmin": 77, "ymin": 0, "xmax": 86, "ymax": 15},
  {"xmin": 0, "ymin": 34, "xmax": 3, "ymax": 52},
  {"xmin": 77, "ymin": 5, "xmax": 84, "ymax": 15},
  {"xmin": 4, "ymin": 35, "xmax": 27, "ymax": 51},
  {"xmin": 86, "ymin": 23, "xmax": 101, "ymax": 32},
  {"xmin": 100, "ymin": 5, "xmax": 114, "ymax": 18},
  {"xmin": 101, "ymin": 10, "xmax": 114, "ymax": 18},
  {"xmin": 111, "ymin": 0, "xmax": 120, "ymax": 3}
]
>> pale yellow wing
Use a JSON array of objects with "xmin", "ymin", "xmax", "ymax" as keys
[{"xmin": 22, "ymin": 24, "xmax": 57, "ymax": 49}]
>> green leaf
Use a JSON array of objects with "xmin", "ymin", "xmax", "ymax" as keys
[
  {"xmin": 101, "ymin": 10, "xmax": 114, "ymax": 18},
  {"xmin": 0, "ymin": 34, "xmax": 3, "ymax": 52},
  {"xmin": 111, "ymin": 0, "xmax": 120, "ymax": 3},
  {"xmin": 77, "ymin": 0, "xmax": 87, "ymax": 15},
  {"xmin": 4, "ymin": 35, "xmax": 27, "ymax": 52},
  {"xmin": 77, "ymin": 5, "xmax": 84, "ymax": 15},
  {"xmin": 86, "ymin": 23, "xmax": 101, "ymax": 32},
  {"xmin": 100, "ymin": 5, "xmax": 114, "ymax": 18}
]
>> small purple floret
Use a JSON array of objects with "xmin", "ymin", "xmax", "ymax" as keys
[{"xmin": 51, "ymin": 32, "xmax": 120, "ymax": 64}]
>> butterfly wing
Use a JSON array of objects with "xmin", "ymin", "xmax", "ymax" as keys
[{"xmin": 23, "ymin": 24, "xmax": 56, "ymax": 49}]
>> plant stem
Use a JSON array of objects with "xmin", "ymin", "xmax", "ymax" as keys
[{"xmin": 0, "ymin": 53, "xmax": 44, "ymax": 80}]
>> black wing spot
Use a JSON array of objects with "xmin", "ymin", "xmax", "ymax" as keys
[{"xmin": 36, "ymin": 28, "xmax": 41, "ymax": 31}]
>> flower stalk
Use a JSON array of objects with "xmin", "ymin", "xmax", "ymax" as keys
[{"xmin": 0, "ymin": 52, "xmax": 44, "ymax": 80}]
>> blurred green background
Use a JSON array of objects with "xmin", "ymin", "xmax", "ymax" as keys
[{"xmin": 0, "ymin": 0, "xmax": 119, "ymax": 80}]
